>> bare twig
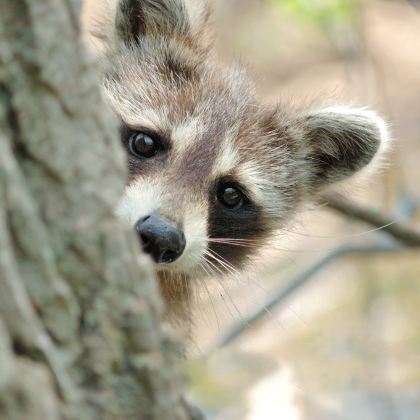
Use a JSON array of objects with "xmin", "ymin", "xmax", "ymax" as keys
[{"xmin": 321, "ymin": 193, "xmax": 420, "ymax": 247}]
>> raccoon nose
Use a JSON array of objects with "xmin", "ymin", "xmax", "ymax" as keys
[{"xmin": 135, "ymin": 215, "xmax": 186, "ymax": 264}]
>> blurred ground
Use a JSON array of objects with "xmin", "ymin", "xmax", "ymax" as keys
[{"xmin": 185, "ymin": 1, "xmax": 420, "ymax": 419}]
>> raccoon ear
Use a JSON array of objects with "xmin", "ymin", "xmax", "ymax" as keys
[
  {"xmin": 292, "ymin": 106, "xmax": 390, "ymax": 190},
  {"xmin": 115, "ymin": 0, "xmax": 210, "ymax": 46},
  {"xmin": 115, "ymin": 0, "xmax": 145, "ymax": 45}
]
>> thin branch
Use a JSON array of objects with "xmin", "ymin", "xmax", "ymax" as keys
[
  {"xmin": 321, "ymin": 193, "xmax": 420, "ymax": 247},
  {"xmin": 211, "ymin": 241, "xmax": 403, "ymax": 352}
]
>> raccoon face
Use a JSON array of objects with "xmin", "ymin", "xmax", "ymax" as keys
[
  {"xmin": 99, "ymin": 0, "xmax": 389, "ymax": 278},
  {"xmin": 110, "ymin": 56, "xmax": 275, "ymax": 276}
]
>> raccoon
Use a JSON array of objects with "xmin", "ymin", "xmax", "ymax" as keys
[{"xmin": 86, "ymin": 0, "xmax": 389, "ymax": 321}]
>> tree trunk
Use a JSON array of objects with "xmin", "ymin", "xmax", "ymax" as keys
[{"xmin": 0, "ymin": 1, "xmax": 198, "ymax": 419}]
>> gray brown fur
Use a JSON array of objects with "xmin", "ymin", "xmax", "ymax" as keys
[{"xmin": 84, "ymin": 0, "xmax": 389, "ymax": 323}]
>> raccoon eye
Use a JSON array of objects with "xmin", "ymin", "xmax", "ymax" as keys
[
  {"xmin": 218, "ymin": 184, "xmax": 244, "ymax": 209},
  {"xmin": 128, "ymin": 132, "xmax": 159, "ymax": 158}
]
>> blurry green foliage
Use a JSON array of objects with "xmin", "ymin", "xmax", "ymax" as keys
[
  {"xmin": 269, "ymin": 0, "xmax": 355, "ymax": 29},
  {"xmin": 185, "ymin": 359, "xmax": 238, "ymax": 408}
]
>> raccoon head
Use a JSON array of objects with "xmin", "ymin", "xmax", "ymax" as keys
[{"xmin": 99, "ymin": 0, "xmax": 389, "ymax": 279}]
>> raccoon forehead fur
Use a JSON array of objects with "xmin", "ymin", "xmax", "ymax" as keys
[{"xmin": 85, "ymin": 0, "xmax": 389, "ymax": 321}]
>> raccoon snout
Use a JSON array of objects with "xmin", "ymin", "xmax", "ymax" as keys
[{"xmin": 135, "ymin": 214, "xmax": 186, "ymax": 264}]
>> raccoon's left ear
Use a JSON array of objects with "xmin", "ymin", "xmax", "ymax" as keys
[
  {"xmin": 289, "ymin": 106, "xmax": 390, "ymax": 190},
  {"xmin": 115, "ymin": 0, "xmax": 211, "ymax": 47}
]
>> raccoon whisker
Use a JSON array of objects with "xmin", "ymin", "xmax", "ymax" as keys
[
  {"xmin": 207, "ymin": 252, "xmax": 282, "ymax": 310},
  {"xmin": 200, "ymin": 259, "xmax": 216, "ymax": 277},
  {"xmin": 207, "ymin": 248, "xmax": 241, "ymax": 277},
  {"xmin": 209, "ymin": 238, "xmax": 257, "ymax": 243},
  {"xmin": 202, "ymin": 257, "xmax": 240, "ymax": 321},
  {"xmin": 208, "ymin": 241, "xmax": 253, "ymax": 248},
  {"xmin": 208, "ymin": 238, "xmax": 256, "ymax": 248},
  {"xmin": 204, "ymin": 252, "xmax": 230, "ymax": 277},
  {"xmin": 201, "ymin": 260, "xmax": 217, "ymax": 278},
  {"xmin": 206, "ymin": 257, "xmax": 244, "ymax": 321},
  {"xmin": 208, "ymin": 241, "xmax": 253, "ymax": 245},
  {"xmin": 197, "ymin": 263, "xmax": 221, "ymax": 334},
  {"xmin": 205, "ymin": 251, "xmax": 245, "ymax": 320},
  {"xmin": 268, "ymin": 228, "xmax": 392, "ymax": 254},
  {"xmin": 279, "ymin": 221, "xmax": 403, "ymax": 240},
  {"xmin": 206, "ymin": 249, "xmax": 239, "ymax": 278}
]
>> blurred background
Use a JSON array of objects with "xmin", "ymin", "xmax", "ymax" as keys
[{"xmin": 184, "ymin": 1, "xmax": 420, "ymax": 419}]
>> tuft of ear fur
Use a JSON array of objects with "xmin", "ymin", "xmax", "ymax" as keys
[
  {"xmin": 115, "ymin": 0, "xmax": 211, "ymax": 48},
  {"xmin": 290, "ymin": 106, "xmax": 390, "ymax": 191}
]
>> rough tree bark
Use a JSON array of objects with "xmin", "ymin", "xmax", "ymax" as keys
[{"xmin": 0, "ymin": 1, "xmax": 198, "ymax": 419}]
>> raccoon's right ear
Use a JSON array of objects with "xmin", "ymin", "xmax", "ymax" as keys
[
  {"xmin": 115, "ymin": 0, "xmax": 211, "ymax": 47},
  {"xmin": 286, "ymin": 106, "xmax": 390, "ymax": 192}
]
